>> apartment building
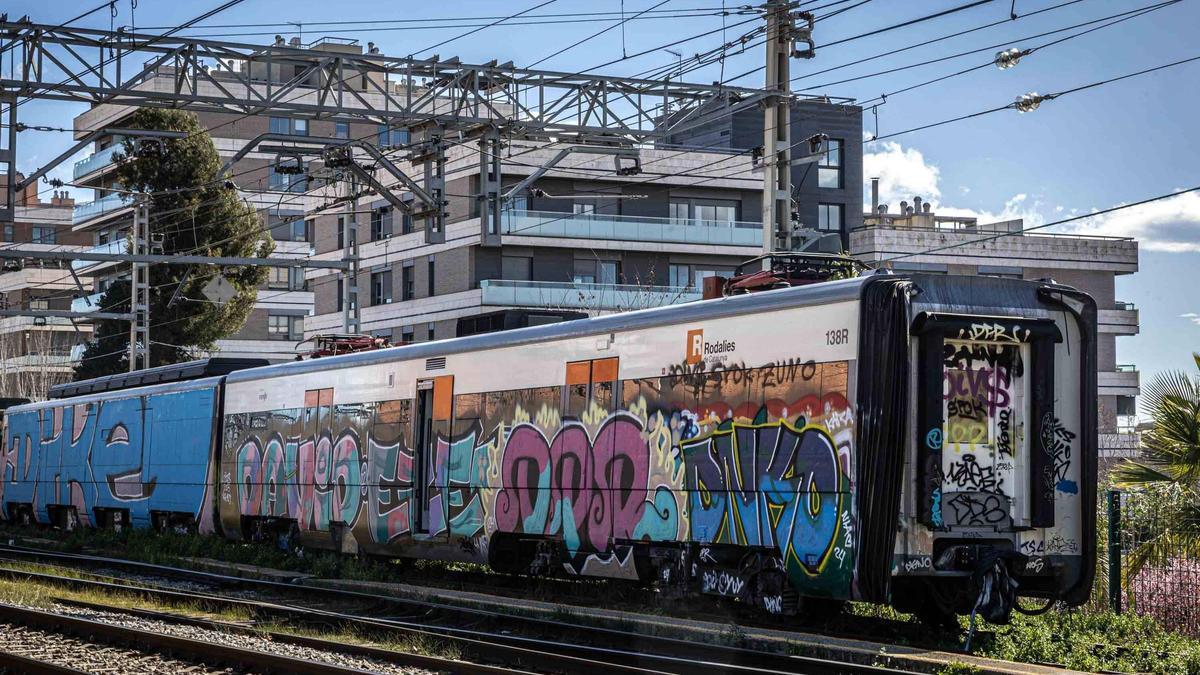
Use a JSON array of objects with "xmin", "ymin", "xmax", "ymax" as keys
[
  {"xmin": 0, "ymin": 174, "xmax": 94, "ymax": 396},
  {"xmin": 853, "ymin": 196, "xmax": 1141, "ymax": 463},
  {"xmin": 664, "ymin": 97, "xmax": 865, "ymax": 247},
  {"xmin": 302, "ymin": 139, "xmax": 767, "ymax": 342}
]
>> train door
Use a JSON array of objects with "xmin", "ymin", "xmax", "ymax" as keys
[
  {"xmin": 563, "ymin": 358, "xmax": 619, "ymax": 556},
  {"xmin": 914, "ymin": 315, "xmax": 1061, "ymax": 535},
  {"xmin": 302, "ymin": 388, "xmax": 334, "ymax": 531},
  {"xmin": 413, "ymin": 375, "xmax": 453, "ymax": 538}
]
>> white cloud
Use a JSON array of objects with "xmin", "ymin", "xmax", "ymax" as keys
[
  {"xmin": 863, "ymin": 141, "xmax": 942, "ymax": 206},
  {"xmin": 1058, "ymin": 190, "xmax": 1200, "ymax": 252},
  {"xmin": 863, "ymin": 140, "xmax": 1043, "ymax": 227},
  {"xmin": 1182, "ymin": 313, "xmax": 1200, "ymax": 325}
]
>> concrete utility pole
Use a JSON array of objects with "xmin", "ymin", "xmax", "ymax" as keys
[
  {"xmin": 129, "ymin": 201, "xmax": 151, "ymax": 372},
  {"xmin": 342, "ymin": 175, "xmax": 361, "ymax": 335},
  {"xmin": 762, "ymin": 2, "xmax": 814, "ymax": 265}
]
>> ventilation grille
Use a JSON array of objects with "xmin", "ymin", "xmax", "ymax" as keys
[{"xmin": 425, "ymin": 357, "xmax": 446, "ymax": 371}]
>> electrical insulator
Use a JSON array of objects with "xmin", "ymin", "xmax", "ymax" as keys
[
  {"xmin": 995, "ymin": 47, "xmax": 1023, "ymax": 70},
  {"xmin": 1014, "ymin": 92, "xmax": 1043, "ymax": 113}
]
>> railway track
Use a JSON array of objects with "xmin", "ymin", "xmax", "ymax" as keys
[
  {"xmin": 0, "ymin": 543, "xmax": 909, "ymax": 674},
  {"xmin": 0, "ymin": 601, "xmax": 403, "ymax": 674}
]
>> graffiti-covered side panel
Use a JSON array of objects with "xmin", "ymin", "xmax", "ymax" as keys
[
  {"xmin": 220, "ymin": 359, "xmax": 857, "ymax": 600},
  {"xmin": 1, "ymin": 383, "xmax": 219, "ymax": 532}
]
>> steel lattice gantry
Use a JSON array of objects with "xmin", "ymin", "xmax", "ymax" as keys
[
  {"xmin": 0, "ymin": 20, "xmax": 768, "ymax": 142},
  {"xmin": 0, "ymin": 18, "xmax": 775, "ymax": 239}
]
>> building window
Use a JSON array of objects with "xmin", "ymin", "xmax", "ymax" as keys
[
  {"xmin": 400, "ymin": 327, "xmax": 414, "ymax": 344},
  {"xmin": 377, "ymin": 125, "xmax": 408, "ymax": 148},
  {"xmin": 669, "ymin": 263, "xmax": 733, "ymax": 288},
  {"xmin": 573, "ymin": 259, "xmax": 596, "ymax": 284},
  {"xmin": 400, "ymin": 211, "xmax": 414, "ymax": 235},
  {"xmin": 268, "ymin": 165, "xmax": 307, "ymax": 193},
  {"xmin": 270, "ymin": 116, "xmax": 308, "ymax": 136},
  {"xmin": 268, "ymin": 314, "xmax": 302, "ymax": 340},
  {"xmin": 370, "ymin": 207, "xmax": 392, "ymax": 241},
  {"xmin": 693, "ymin": 200, "xmax": 738, "ymax": 225},
  {"xmin": 401, "ymin": 264, "xmax": 414, "ymax": 301},
  {"xmin": 818, "ymin": 139, "xmax": 842, "ymax": 189},
  {"xmin": 669, "ymin": 263, "xmax": 690, "ymax": 288},
  {"xmin": 427, "ymin": 326, "xmax": 435, "ymax": 342},
  {"xmin": 669, "ymin": 201, "xmax": 689, "ymax": 224},
  {"xmin": 2, "ymin": 224, "xmax": 12, "ymax": 241},
  {"xmin": 572, "ymin": 202, "xmax": 596, "ymax": 215},
  {"xmin": 335, "ymin": 278, "xmax": 344, "ymax": 312},
  {"xmin": 335, "ymin": 121, "xmax": 349, "ymax": 139},
  {"xmin": 31, "ymin": 227, "xmax": 56, "ymax": 244},
  {"xmin": 30, "ymin": 299, "xmax": 49, "ymax": 310},
  {"xmin": 268, "ymin": 267, "xmax": 289, "ymax": 289},
  {"xmin": 268, "ymin": 214, "xmax": 306, "ymax": 241},
  {"xmin": 371, "ymin": 269, "xmax": 393, "ymax": 305},
  {"xmin": 336, "ymin": 216, "xmax": 345, "ymax": 249},
  {"xmin": 818, "ymin": 203, "xmax": 843, "ymax": 232},
  {"xmin": 305, "ymin": 218, "xmax": 315, "ymax": 244},
  {"xmin": 427, "ymin": 259, "xmax": 435, "ymax": 297},
  {"xmin": 598, "ymin": 260, "xmax": 618, "ymax": 285},
  {"xmin": 668, "ymin": 198, "xmax": 739, "ymax": 225},
  {"xmin": 502, "ymin": 255, "xmax": 532, "ymax": 281}
]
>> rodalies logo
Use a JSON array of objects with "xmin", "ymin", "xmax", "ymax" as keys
[{"xmin": 685, "ymin": 329, "xmax": 736, "ymax": 365}]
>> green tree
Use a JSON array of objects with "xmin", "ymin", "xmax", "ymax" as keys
[
  {"xmin": 1112, "ymin": 353, "xmax": 1200, "ymax": 575},
  {"xmin": 73, "ymin": 109, "xmax": 274, "ymax": 379}
]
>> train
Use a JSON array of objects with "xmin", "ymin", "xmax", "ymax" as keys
[{"xmin": 0, "ymin": 272, "xmax": 1097, "ymax": 622}]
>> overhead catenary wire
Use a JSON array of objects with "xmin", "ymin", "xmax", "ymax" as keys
[
  {"xmin": 411, "ymin": 0, "xmax": 559, "ymax": 57},
  {"xmin": 869, "ymin": 53, "xmax": 1200, "ymax": 142},
  {"xmin": 814, "ymin": 0, "xmax": 1180, "ymax": 105}
]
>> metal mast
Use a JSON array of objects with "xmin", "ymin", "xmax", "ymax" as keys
[{"xmin": 762, "ymin": 2, "xmax": 814, "ymax": 263}]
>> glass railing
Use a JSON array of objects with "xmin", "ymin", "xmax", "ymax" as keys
[
  {"xmin": 72, "ymin": 193, "xmax": 133, "ymax": 225},
  {"xmin": 480, "ymin": 279, "xmax": 700, "ymax": 311},
  {"xmin": 1114, "ymin": 300, "xmax": 1137, "ymax": 311},
  {"xmin": 500, "ymin": 210, "xmax": 761, "ymax": 246},
  {"xmin": 73, "ymin": 144, "xmax": 124, "ymax": 179},
  {"xmin": 1116, "ymin": 364, "xmax": 1139, "ymax": 373},
  {"xmin": 70, "ymin": 239, "xmax": 127, "ymax": 270}
]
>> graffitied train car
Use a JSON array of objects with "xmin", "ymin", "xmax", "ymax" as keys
[
  {"xmin": 1, "ymin": 378, "xmax": 222, "ymax": 533},
  {"xmin": 218, "ymin": 272, "xmax": 1097, "ymax": 620}
]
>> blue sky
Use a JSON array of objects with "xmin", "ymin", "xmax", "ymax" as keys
[{"xmin": 8, "ymin": 0, "xmax": 1199, "ymax": 384}]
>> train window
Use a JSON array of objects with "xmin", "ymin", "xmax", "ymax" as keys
[{"xmin": 563, "ymin": 358, "xmax": 618, "ymax": 418}]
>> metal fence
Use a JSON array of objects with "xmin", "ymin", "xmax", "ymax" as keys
[{"xmin": 1107, "ymin": 489, "xmax": 1200, "ymax": 634}]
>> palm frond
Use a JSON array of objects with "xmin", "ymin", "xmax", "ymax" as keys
[{"xmin": 1112, "ymin": 461, "xmax": 1176, "ymax": 487}]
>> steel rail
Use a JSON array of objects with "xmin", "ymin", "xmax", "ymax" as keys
[
  {"xmin": 0, "ymin": 556, "xmax": 906, "ymax": 675},
  {"xmin": 0, "ymin": 648, "xmax": 89, "ymax": 675},
  {"xmin": 52, "ymin": 596, "xmax": 528, "ymax": 675},
  {"xmin": 0, "ymin": 601, "xmax": 385, "ymax": 675}
]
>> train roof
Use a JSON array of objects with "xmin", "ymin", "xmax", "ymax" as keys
[
  {"xmin": 7, "ymin": 375, "xmax": 227, "ymax": 415},
  {"xmin": 47, "ymin": 357, "xmax": 269, "ymax": 399},
  {"xmin": 225, "ymin": 274, "xmax": 876, "ymax": 385}
]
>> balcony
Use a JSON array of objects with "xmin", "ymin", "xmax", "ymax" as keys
[
  {"xmin": 73, "ymin": 144, "xmax": 123, "ymax": 180},
  {"xmin": 1099, "ymin": 366, "xmax": 1140, "ymax": 397},
  {"xmin": 1098, "ymin": 303, "xmax": 1139, "ymax": 336},
  {"xmin": 73, "ymin": 193, "xmax": 133, "ymax": 225},
  {"xmin": 500, "ymin": 210, "xmax": 762, "ymax": 248},
  {"xmin": 70, "ymin": 291, "xmax": 106, "ymax": 314},
  {"xmin": 70, "ymin": 239, "xmax": 127, "ymax": 272},
  {"xmin": 480, "ymin": 279, "xmax": 699, "ymax": 312}
]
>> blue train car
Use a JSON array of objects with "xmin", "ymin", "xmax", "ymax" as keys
[{"xmin": 0, "ymin": 378, "xmax": 221, "ymax": 533}]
